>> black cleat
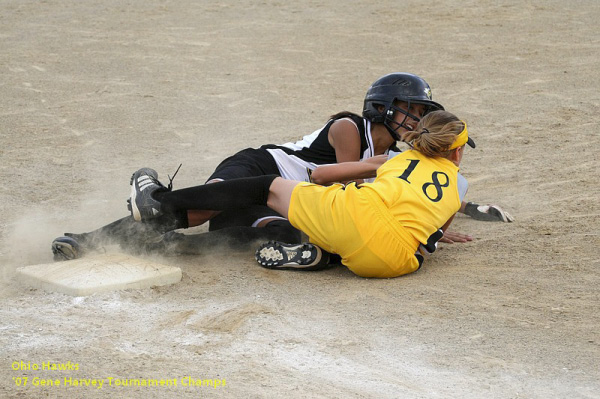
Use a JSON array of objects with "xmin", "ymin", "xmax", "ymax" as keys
[
  {"xmin": 255, "ymin": 241, "xmax": 329, "ymax": 271},
  {"xmin": 51, "ymin": 236, "xmax": 82, "ymax": 261},
  {"xmin": 129, "ymin": 168, "xmax": 168, "ymax": 221}
]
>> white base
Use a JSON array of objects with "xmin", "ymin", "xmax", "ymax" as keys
[{"xmin": 16, "ymin": 253, "xmax": 182, "ymax": 296}]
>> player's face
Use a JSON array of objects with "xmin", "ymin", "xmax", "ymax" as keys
[
  {"xmin": 395, "ymin": 102, "xmax": 426, "ymax": 125},
  {"xmin": 394, "ymin": 101, "xmax": 426, "ymax": 139}
]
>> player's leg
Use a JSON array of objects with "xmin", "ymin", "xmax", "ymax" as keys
[
  {"xmin": 156, "ymin": 203, "xmax": 302, "ymax": 255},
  {"xmin": 151, "ymin": 186, "xmax": 303, "ymax": 256},
  {"xmin": 185, "ymin": 147, "xmax": 282, "ymax": 227},
  {"xmin": 131, "ymin": 173, "xmax": 339, "ymax": 269},
  {"xmin": 52, "ymin": 211, "xmax": 188, "ymax": 261},
  {"xmin": 147, "ymin": 219, "xmax": 302, "ymax": 255},
  {"xmin": 171, "ymin": 204, "xmax": 339, "ymax": 269},
  {"xmin": 209, "ymin": 205, "xmax": 301, "ymax": 243},
  {"xmin": 149, "ymin": 175, "xmax": 281, "ymax": 215},
  {"xmin": 264, "ymin": 177, "xmax": 299, "ymax": 219}
]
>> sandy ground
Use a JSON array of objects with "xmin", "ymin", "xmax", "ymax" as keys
[{"xmin": 1, "ymin": 0, "xmax": 599, "ymax": 398}]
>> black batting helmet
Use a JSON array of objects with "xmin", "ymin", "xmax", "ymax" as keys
[{"xmin": 363, "ymin": 72, "xmax": 444, "ymax": 140}]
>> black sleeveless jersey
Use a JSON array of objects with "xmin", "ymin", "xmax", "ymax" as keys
[{"xmin": 260, "ymin": 114, "xmax": 390, "ymax": 181}]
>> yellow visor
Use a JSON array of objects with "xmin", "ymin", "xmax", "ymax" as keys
[{"xmin": 449, "ymin": 121, "xmax": 476, "ymax": 149}]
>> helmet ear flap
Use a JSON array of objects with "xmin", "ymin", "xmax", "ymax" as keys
[
  {"xmin": 363, "ymin": 100, "xmax": 387, "ymax": 124},
  {"xmin": 370, "ymin": 112, "xmax": 385, "ymax": 124},
  {"xmin": 364, "ymin": 103, "xmax": 400, "ymax": 132}
]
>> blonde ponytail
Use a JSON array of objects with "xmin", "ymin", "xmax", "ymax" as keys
[{"xmin": 403, "ymin": 111, "xmax": 466, "ymax": 158}]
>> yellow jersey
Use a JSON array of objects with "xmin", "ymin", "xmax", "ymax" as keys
[
  {"xmin": 288, "ymin": 149, "xmax": 466, "ymax": 277},
  {"xmin": 360, "ymin": 149, "xmax": 462, "ymax": 246}
]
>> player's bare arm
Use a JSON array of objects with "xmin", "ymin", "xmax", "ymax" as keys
[
  {"xmin": 310, "ymin": 155, "xmax": 388, "ymax": 185},
  {"xmin": 327, "ymin": 118, "xmax": 362, "ymax": 163}
]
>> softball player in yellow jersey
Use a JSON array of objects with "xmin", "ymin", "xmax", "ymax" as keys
[
  {"xmin": 126, "ymin": 110, "xmax": 474, "ymax": 278},
  {"xmin": 259, "ymin": 110, "xmax": 475, "ymax": 278},
  {"xmin": 287, "ymin": 149, "xmax": 462, "ymax": 277}
]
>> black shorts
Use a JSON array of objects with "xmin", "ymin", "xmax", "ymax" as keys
[
  {"xmin": 207, "ymin": 147, "xmax": 280, "ymax": 182},
  {"xmin": 207, "ymin": 148, "xmax": 285, "ymax": 230}
]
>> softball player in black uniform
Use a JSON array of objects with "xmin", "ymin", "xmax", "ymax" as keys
[{"xmin": 53, "ymin": 72, "xmax": 442, "ymax": 259}]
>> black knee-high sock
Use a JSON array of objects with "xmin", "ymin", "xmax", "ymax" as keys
[{"xmin": 156, "ymin": 175, "xmax": 278, "ymax": 214}]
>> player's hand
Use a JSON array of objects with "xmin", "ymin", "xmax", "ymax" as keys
[
  {"xmin": 464, "ymin": 202, "xmax": 514, "ymax": 222},
  {"xmin": 440, "ymin": 231, "xmax": 473, "ymax": 244}
]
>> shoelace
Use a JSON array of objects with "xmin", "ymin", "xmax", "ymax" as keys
[
  {"xmin": 166, "ymin": 163, "xmax": 182, "ymax": 191},
  {"xmin": 147, "ymin": 164, "xmax": 182, "ymax": 191}
]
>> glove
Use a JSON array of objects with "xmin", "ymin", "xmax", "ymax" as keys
[{"xmin": 464, "ymin": 202, "xmax": 514, "ymax": 222}]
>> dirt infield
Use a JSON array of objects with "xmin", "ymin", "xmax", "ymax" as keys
[{"xmin": 1, "ymin": 1, "xmax": 599, "ymax": 398}]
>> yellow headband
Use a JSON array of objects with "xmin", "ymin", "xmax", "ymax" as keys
[{"xmin": 449, "ymin": 121, "xmax": 469, "ymax": 150}]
